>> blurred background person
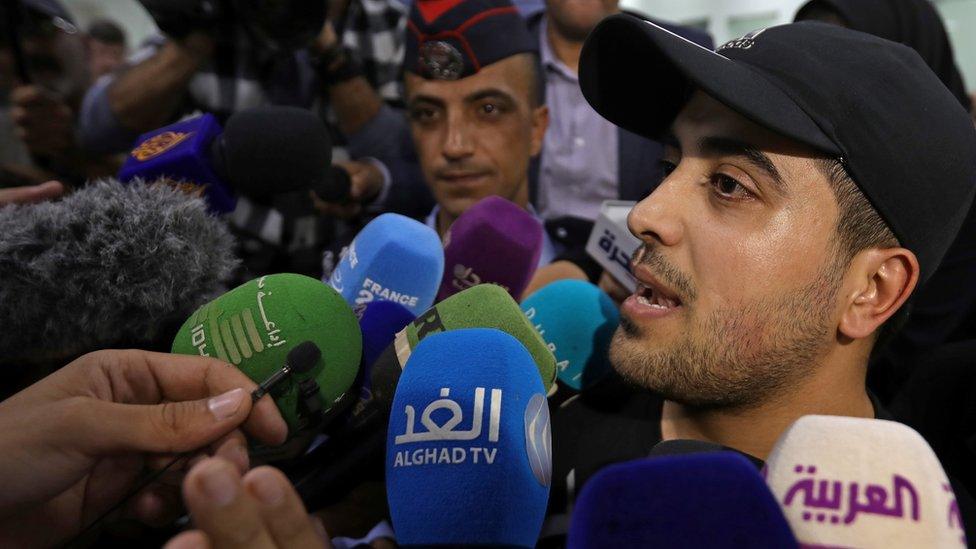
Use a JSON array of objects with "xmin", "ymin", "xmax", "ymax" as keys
[
  {"xmin": 77, "ymin": 0, "xmax": 408, "ymax": 280},
  {"xmin": 86, "ymin": 18, "xmax": 127, "ymax": 78},
  {"xmin": 0, "ymin": 0, "xmax": 118, "ymax": 187}
]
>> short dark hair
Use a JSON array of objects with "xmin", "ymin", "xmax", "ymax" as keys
[
  {"xmin": 818, "ymin": 157, "xmax": 906, "ymax": 349},
  {"xmin": 88, "ymin": 19, "xmax": 126, "ymax": 46},
  {"xmin": 818, "ymin": 157, "xmax": 899, "ymax": 261}
]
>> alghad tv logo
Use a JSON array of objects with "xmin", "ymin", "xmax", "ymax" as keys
[
  {"xmin": 392, "ymin": 386, "xmax": 551, "ymax": 486},
  {"xmin": 393, "ymin": 387, "xmax": 502, "ymax": 467}
]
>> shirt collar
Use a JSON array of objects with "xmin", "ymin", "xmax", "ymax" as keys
[{"xmin": 539, "ymin": 16, "xmax": 577, "ymax": 81}]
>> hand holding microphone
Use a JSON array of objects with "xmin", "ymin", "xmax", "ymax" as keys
[
  {"xmin": 310, "ymin": 160, "xmax": 386, "ymax": 220},
  {"xmin": 0, "ymin": 349, "xmax": 287, "ymax": 547}
]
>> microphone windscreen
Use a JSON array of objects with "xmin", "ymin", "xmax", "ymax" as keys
[
  {"xmin": 437, "ymin": 196, "xmax": 543, "ymax": 302},
  {"xmin": 648, "ymin": 439, "xmax": 727, "ymax": 456},
  {"xmin": 764, "ymin": 415, "xmax": 967, "ymax": 547},
  {"xmin": 172, "ymin": 273, "xmax": 362, "ymax": 433},
  {"xmin": 521, "ymin": 280, "xmax": 619, "ymax": 392},
  {"xmin": 119, "ymin": 114, "xmax": 237, "ymax": 213},
  {"xmin": 568, "ymin": 453, "xmax": 798, "ymax": 549},
  {"xmin": 386, "ymin": 328, "xmax": 550, "ymax": 548},
  {"xmin": 400, "ymin": 284, "xmax": 556, "ymax": 392},
  {"xmin": 357, "ymin": 300, "xmax": 415, "ymax": 376},
  {"xmin": 0, "ymin": 179, "xmax": 237, "ymax": 362},
  {"xmin": 313, "ymin": 165, "xmax": 352, "ymax": 203},
  {"xmin": 218, "ymin": 106, "xmax": 332, "ymax": 197},
  {"xmin": 326, "ymin": 213, "xmax": 443, "ymax": 316},
  {"xmin": 649, "ymin": 439, "xmax": 766, "ymax": 469}
]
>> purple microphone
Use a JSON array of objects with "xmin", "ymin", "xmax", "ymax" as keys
[{"xmin": 437, "ymin": 196, "xmax": 544, "ymax": 302}]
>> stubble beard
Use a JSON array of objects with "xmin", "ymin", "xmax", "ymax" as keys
[{"xmin": 610, "ymin": 259, "xmax": 844, "ymax": 410}]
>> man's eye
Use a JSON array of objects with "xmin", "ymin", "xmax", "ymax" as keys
[
  {"xmin": 479, "ymin": 102, "xmax": 503, "ymax": 116},
  {"xmin": 710, "ymin": 174, "xmax": 751, "ymax": 199},
  {"xmin": 409, "ymin": 107, "xmax": 439, "ymax": 122},
  {"xmin": 660, "ymin": 159, "xmax": 677, "ymax": 178}
]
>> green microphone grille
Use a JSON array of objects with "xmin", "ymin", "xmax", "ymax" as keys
[
  {"xmin": 171, "ymin": 273, "xmax": 362, "ymax": 431},
  {"xmin": 403, "ymin": 284, "xmax": 556, "ymax": 390}
]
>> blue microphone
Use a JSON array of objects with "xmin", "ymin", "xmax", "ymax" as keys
[
  {"xmin": 326, "ymin": 213, "xmax": 444, "ymax": 315},
  {"xmin": 386, "ymin": 329, "xmax": 550, "ymax": 548},
  {"xmin": 521, "ymin": 280, "xmax": 619, "ymax": 392},
  {"xmin": 118, "ymin": 106, "xmax": 332, "ymax": 213},
  {"xmin": 568, "ymin": 453, "xmax": 798, "ymax": 548},
  {"xmin": 355, "ymin": 300, "xmax": 415, "ymax": 388}
]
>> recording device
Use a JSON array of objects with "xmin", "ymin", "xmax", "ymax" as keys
[
  {"xmin": 356, "ymin": 300, "xmax": 415, "ymax": 385},
  {"xmin": 437, "ymin": 196, "xmax": 544, "ymax": 302},
  {"xmin": 373, "ymin": 284, "xmax": 557, "ymax": 417},
  {"xmin": 119, "ymin": 106, "xmax": 332, "ymax": 214},
  {"xmin": 585, "ymin": 200, "xmax": 640, "ymax": 292},
  {"xmin": 252, "ymin": 341, "xmax": 320, "ymax": 400},
  {"xmin": 139, "ymin": 0, "xmax": 326, "ymax": 51},
  {"xmin": 648, "ymin": 439, "xmax": 765, "ymax": 468},
  {"xmin": 171, "ymin": 273, "xmax": 362, "ymax": 434},
  {"xmin": 0, "ymin": 179, "xmax": 236, "ymax": 365},
  {"xmin": 765, "ymin": 415, "xmax": 967, "ymax": 547},
  {"xmin": 386, "ymin": 329, "xmax": 550, "ymax": 548},
  {"xmin": 521, "ymin": 280, "xmax": 619, "ymax": 397},
  {"xmin": 289, "ymin": 285, "xmax": 555, "ymax": 505},
  {"xmin": 567, "ymin": 453, "xmax": 799, "ymax": 548},
  {"xmin": 326, "ymin": 213, "xmax": 444, "ymax": 315},
  {"xmin": 312, "ymin": 165, "xmax": 353, "ymax": 202}
]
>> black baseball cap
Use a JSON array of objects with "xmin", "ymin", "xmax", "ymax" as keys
[
  {"xmin": 406, "ymin": 0, "xmax": 536, "ymax": 81},
  {"xmin": 579, "ymin": 16, "xmax": 976, "ymax": 284}
]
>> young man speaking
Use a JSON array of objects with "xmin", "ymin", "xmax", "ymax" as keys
[{"xmin": 546, "ymin": 15, "xmax": 976, "ymax": 538}]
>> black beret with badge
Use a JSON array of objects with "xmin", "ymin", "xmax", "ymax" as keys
[{"xmin": 406, "ymin": 0, "xmax": 537, "ymax": 80}]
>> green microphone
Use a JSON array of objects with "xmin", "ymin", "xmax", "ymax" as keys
[
  {"xmin": 172, "ymin": 273, "xmax": 362, "ymax": 432},
  {"xmin": 365, "ymin": 285, "xmax": 556, "ymax": 417}
]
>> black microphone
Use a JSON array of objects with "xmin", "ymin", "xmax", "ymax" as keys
[
  {"xmin": 312, "ymin": 165, "xmax": 353, "ymax": 202},
  {"xmin": 251, "ymin": 341, "xmax": 322, "ymax": 401}
]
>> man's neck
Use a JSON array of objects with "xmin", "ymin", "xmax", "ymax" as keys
[
  {"xmin": 435, "ymin": 184, "xmax": 531, "ymax": 237},
  {"xmin": 545, "ymin": 19, "xmax": 585, "ymax": 74},
  {"xmin": 435, "ymin": 208, "xmax": 458, "ymax": 238},
  {"xmin": 659, "ymin": 351, "xmax": 875, "ymax": 461}
]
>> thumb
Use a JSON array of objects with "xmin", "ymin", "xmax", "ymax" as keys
[
  {"xmin": 0, "ymin": 181, "xmax": 65, "ymax": 206},
  {"xmin": 85, "ymin": 388, "xmax": 253, "ymax": 454}
]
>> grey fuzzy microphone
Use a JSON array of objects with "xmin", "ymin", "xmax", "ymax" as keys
[{"xmin": 0, "ymin": 178, "xmax": 239, "ymax": 365}]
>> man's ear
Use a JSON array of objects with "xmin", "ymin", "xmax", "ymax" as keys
[
  {"xmin": 530, "ymin": 105, "xmax": 549, "ymax": 157},
  {"xmin": 838, "ymin": 247, "xmax": 919, "ymax": 340}
]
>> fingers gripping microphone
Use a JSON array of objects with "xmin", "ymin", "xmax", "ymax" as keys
[
  {"xmin": 251, "ymin": 341, "xmax": 321, "ymax": 401},
  {"xmin": 171, "ymin": 273, "xmax": 362, "ymax": 433},
  {"xmin": 437, "ymin": 196, "xmax": 544, "ymax": 302},
  {"xmin": 386, "ymin": 329, "xmax": 551, "ymax": 548},
  {"xmin": 119, "ymin": 106, "xmax": 332, "ymax": 213},
  {"xmin": 764, "ymin": 415, "xmax": 968, "ymax": 547},
  {"xmin": 326, "ymin": 213, "xmax": 444, "ymax": 315},
  {"xmin": 521, "ymin": 280, "xmax": 619, "ymax": 394},
  {"xmin": 567, "ymin": 453, "xmax": 799, "ymax": 549}
]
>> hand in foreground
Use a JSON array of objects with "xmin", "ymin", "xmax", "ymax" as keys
[
  {"xmin": 0, "ymin": 350, "xmax": 288, "ymax": 546},
  {"xmin": 10, "ymin": 85, "xmax": 75, "ymax": 158},
  {"xmin": 311, "ymin": 160, "xmax": 385, "ymax": 219},
  {"xmin": 0, "ymin": 180, "xmax": 65, "ymax": 206},
  {"xmin": 166, "ymin": 457, "xmax": 332, "ymax": 549}
]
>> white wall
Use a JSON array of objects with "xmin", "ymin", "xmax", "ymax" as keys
[
  {"xmin": 56, "ymin": 0, "xmax": 976, "ymax": 94},
  {"xmin": 620, "ymin": 0, "xmax": 976, "ymax": 94},
  {"xmin": 60, "ymin": 0, "xmax": 158, "ymax": 49}
]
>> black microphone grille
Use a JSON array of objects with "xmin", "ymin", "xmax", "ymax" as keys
[
  {"xmin": 287, "ymin": 341, "xmax": 322, "ymax": 375},
  {"xmin": 217, "ymin": 106, "xmax": 332, "ymax": 197}
]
